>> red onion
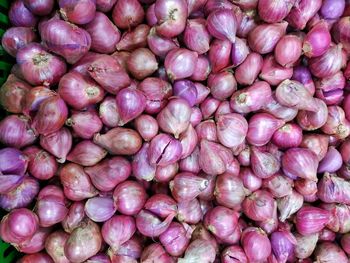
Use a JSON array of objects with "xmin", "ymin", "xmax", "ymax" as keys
[
  {"xmin": 66, "ymin": 140, "xmax": 107, "ymax": 167},
  {"xmin": 23, "ymin": 146, "xmax": 57, "ymax": 180},
  {"xmin": 2, "ymin": 27, "xmax": 36, "ymax": 57},
  {"xmin": 116, "ymin": 24, "xmax": 150, "ymax": 51},
  {"xmin": 159, "ymin": 222, "xmax": 191, "ymax": 256},
  {"xmin": 247, "ymin": 113, "xmax": 285, "ymax": 146},
  {"xmin": 9, "ymin": 0, "xmax": 38, "ymax": 27},
  {"xmin": 18, "ymin": 253, "xmax": 54, "ymax": 263},
  {"xmin": 200, "ymin": 96, "xmax": 220, "ymax": 119},
  {"xmin": 309, "ymin": 44, "xmax": 346, "ymax": 78},
  {"xmin": 58, "ymin": 72, "xmax": 105, "ymax": 110},
  {"xmin": 303, "ymin": 21, "xmax": 331, "ymax": 58},
  {"xmin": 39, "ymin": 16, "xmax": 91, "ymax": 64},
  {"xmin": 272, "ymin": 123, "xmax": 302, "ymax": 149},
  {"xmin": 59, "ymin": 0, "xmax": 96, "ymax": 25},
  {"xmin": 282, "ymin": 147, "xmax": 319, "ymax": 181},
  {"xmin": 178, "ymin": 239, "xmax": 216, "ymax": 263},
  {"xmin": 85, "ymin": 196, "xmax": 116, "ymax": 222},
  {"xmin": 184, "ymin": 18, "xmax": 210, "ymax": 54},
  {"xmin": 141, "ymin": 243, "xmax": 174, "ymax": 263},
  {"xmin": 204, "ymin": 206, "xmax": 238, "ymax": 239},
  {"xmin": 94, "ymin": 128, "xmax": 142, "ymax": 155},
  {"xmin": 39, "ymin": 127, "xmax": 72, "ymax": 162},
  {"xmin": 314, "ymin": 242, "xmax": 348, "ymax": 263},
  {"xmin": 215, "ymin": 173, "xmax": 247, "ymax": 209},
  {"xmin": 177, "ymin": 198, "xmax": 202, "ymax": 224},
  {"xmin": 321, "ymin": 0, "xmax": 345, "ymax": 19},
  {"xmin": 286, "ymin": 0, "xmax": 322, "ymax": 30},
  {"xmin": 136, "ymin": 209, "xmax": 175, "ymax": 238},
  {"xmin": 322, "ymin": 203, "xmax": 350, "ymax": 233},
  {"xmin": 242, "ymin": 190, "xmax": 276, "ymax": 221},
  {"xmin": 170, "ymin": 172, "xmax": 208, "ymax": 202},
  {"xmin": 173, "ymin": 80, "xmax": 198, "ymax": 107},
  {"xmin": 230, "ymin": 81, "xmax": 272, "ymax": 114},
  {"xmin": 216, "ymin": 113, "xmax": 247, "ymax": 148},
  {"xmin": 319, "ymin": 228, "xmax": 336, "ymax": 242},
  {"xmin": 0, "ymin": 177, "xmax": 39, "ymax": 211},
  {"xmin": 179, "ymin": 146, "xmax": 200, "ymax": 174},
  {"xmin": 196, "ymin": 120, "xmax": 217, "ymax": 142},
  {"xmin": 263, "ymin": 93, "xmax": 298, "ymax": 122},
  {"xmin": 0, "ymin": 147, "xmax": 27, "ymax": 176},
  {"xmin": 99, "ymin": 97, "xmax": 120, "ymax": 128},
  {"xmin": 157, "ymin": 98, "xmax": 191, "ymax": 138},
  {"xmin": 297, "ymin": 98, "xmax": 328, "ymax": 131},
  {"xmin": 127, "ymin": 48, "xmax": 158, "ymax": 80},
  {"xmin": 248, "ymin": 21, "xmax": 288, "ymax": 54},
  {"xmin": 148, "ymin": 133, "xmax": 182, "ymax": 166},
  {"xmin": 92, "ymin": 57, "xmax": 133, "ymax": 98},
  {"xmin": 96, "ymin": 0, "xmax": 117, "ymax": 12},
  {"xmin": 64, "ymin": 219, "xmax": 102, "ymax": 262},
  {"xmin": 264, "ymin": 173, "xmax": 292, "ymax": 196},
  {"xmin": 61, "ymin": 201, "xmax": 85, "ymax": 233},
  {"xmin": 102, "ymin": 215, "xmax": 136, "ymax": 252},
  {"xmin": 241, "ymin": 227, "xmax": 271, "ymax": 262},
  {"xmin": 322, "ymin": 105, "xmax": 350, "ymax": 139},
  {"xmin": 45, "ymin": 231, "xmax": 69, "ymax": 263},
  {"xmin": 112, "ymin": 0, "xmax": 144, "ymax": 29},
  {"xmin": 231, "ymin": 37, "xmax": 249, "ymax": 67},
  {"xmin": 179, "ymin": 124, "xmax": 197, "ymax": 159},
  {"xmin": 1, "ymin": 208, "xmax": 39, "ymax": 244},
  {"xmin": 113, "ymin": 181, "xmax": 147, "ymax": 216},
  {"xmin": 207, "ymin": 9, "xmax": 237, "ymax": 43},
  {"xmin": 270, "ymin": 230, "xmax": 296, "ymax": 263},
  {"xmin": 114, "ymin": 235, "xmax": 142, "ymax": 260},
  {"xmin": 318, "ymin": 173, "xmax": 350, "ymax": 205},
  {"xmin": 199, "ymin": 139, "xmax": 233, "ymax": 175},
  {"xmin": 251, "ymin": 147, "xmax": 280, "ymax": 179},
  {"xmin": 292, "ymin": 65, "xmax": 316, "ymax": 95},
  {"xmin": 155, "ymin": 0, "xmax": 188, "ymax": 38},
  {"xmin": 147, "ymin": 29, "xmax": 178, "ymax": 59},
  {"xmin": 17, "ymin": 227, "xmax": 51, "ymax": 254},
  {"xmin": 66, "ymin": 109, "xmax": 102, "ymax": 139},
  {"xmin": 17, "ymin": 43, "xmax": 67, "ymax": 86},
  {"xmin": 209, "ymin": 39, "xmax": 232, "ymax": 73},
  {"xmin": 275, "ymin": 35, "xmax": 302, "ymax": 67},
  {"xmin": 23, "ymin": 0, "xmax": 54, "ymax": 16},
  {"xmin": 85, "ymin": 157, "xmax": 131, "ymax": 192},
  {"xmin": 235, "ymin": 52, "xmax": 263, "ymax": 85},
  {"xmin": 23, "ymin": 86, "xmax": 56, "ymax": 115},
  {"xmin": 0, "ymin": 115, "xmax": 37, "ymax": 148},
  {"xmin": 164, "ymin": 48, "xmax": 198, "ymax": 81},
  {"xmin": 132, "ymin": 143, "xmax": 156, "ymax": 182},
  {"xmin": 294, "ymin": 233, "xmax": 318, "ymax": 259},
  {"xmin": 84, "ymin": 12, "xmax": 120, "ymax": 54},
  {"xmin": 295, "ymin": 206, "xmax": 331, "ymax": 235},
  {"xmin": 240, "ymin": 167, "xmax": 262, "ymax": 192},
  {"xmin": 341, "ymin": 234, "xmax": 350, "ymax": 255},
  {"xmin": 59, "ymin": 163, "xmax": 98, "ymax": 201},
  {"xmin": 260, "ymin": 55, "xmax": 294, "ymax": 86},
  {"xmin": 333, "ymin": 16, "xmax": 350, "ymax": 52},
  {"xmin": 0, "ymin": 75, "xmax": 29, "ymax": 114},
  {"xmin": 144, "ymin": 194, "xmax": 177, "ymax": 219},
  {"xmin": 258, "ymin": 0, "xmax": 294, "ymax": 23},
  {"xmin": 277, "ymin": 190, "xmax": 304, "ymax": 221},
  {"xmin": 146, "ymin": 4, "xmax": 158, "ymax": 26},
  {"xmin": 318, "ymin": 147, "xmax": 342, "ymax": 173}
]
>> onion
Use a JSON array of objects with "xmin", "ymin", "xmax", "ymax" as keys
[
  {"xmin": 9, "ymin": 0, "xmax": 38, "ymax": 27},
  {"xmin": 84, "ymin": 12, "xmax": 120, "ymax": 54},
  {"xmin": 23, "ymin": 0, "xmax": 54, "ymax": 16},
  {"xmin": 59, "ymin": 0, "xmax": 96, "ymax": 25},
  {"xmin": 61, "ymin": 201, "xmax": 85, "ymax": 233},
  {"xmin": 39, "ymin": 16, "xmax": 91, "ymax": 64},
  {"xmin": 23, "ymin": 86, "xmax": 55, "ymax": 116},
  {"xmin": 241, "ymin": 227, "xmax": 271, "ymax": 262},
  {"xmin": 64, "ymin": 218, "xmax": 102, "ymax": 262},
  {"xmin": 116, "ymin": 24, "xmax": 150, "ymax": 51},
  {"xmin": 127, "ymin": 48, "xmax": 158, "ymax": 80},
  {"xmin": 207, "ymin": 9, "xmax": 237, "ymax": 43},
  {"xmin": 209, "ymin": 39, "xmax": 232, "ymax": 73},
  {"xmin": 164, "ymin": 48, "xmax": 198, "ymax": 81},
  {"xmin": 2, "ymin": 27, "xmax": 37, "ymax": 57},
  {"xmin": 112, "ymin": 0, "xmax": 144, "ymax": 29},
  {"xmin": 45, "ymin": 231, "xmax": 69, "ymax": 263},
  {"xmin": 85, "ymin": 196, "xmax": 116, "ymax": 222}
]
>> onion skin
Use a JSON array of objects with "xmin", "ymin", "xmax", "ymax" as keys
[
  {"xmin": 116, "ymin": 24, "xmax": 151, "ymax": 52},
  {"xmin": 84, "ymin": 12, "xmax": 120, "ymax": 54},
  {"xmin": 45, "ymin": 231, "xmax": 70, "ymax": 263},
  {"xmin": 23, "ymin": 86, "xmax": 56, "ymax": 116},
  {"xmin": 209, "ymin": 39, "xmax": 232, "ymax": 73},
  {"xmin": 61, "ymin": 201, "xmax": 85, "ymax": 234},
  {"xmin": 295, "ymin": 206, "xmax": 331, "ymax": 235},
  {"xmin": 23, "ymin": 0, "xmax": 54, "ymax": 16},
  {"xmin": 127, "ymin": 48, "xmax": 158, "ymax": 80},
  {"xmin": 286, "ymin": 0, "xmax": 322, "ymax": 30},
  {"xmin": 314, "ymin": 242, "xmax": 348, "ymax": 263},
  {"xmin": 18, "ymin": 253, "xmax": 54, "ymax": 263},
  {"xmin": 235, "ymin": 52, "xmax": 263, "ymax": 86},
  {"xmin": 159, "ymin": 222, "xmax": 191, "ymax": 256},
  {"xmin": 165, "ymin": 48, "xmax": 198, "ymax": 82},
  {"xmin": 241, "ymin": 227, "xmax": 271, "ymax": 263},
  {"xmin": 66, "ymin": 109, "xmax": 102, "ymax": 139},
  {"xmin": 141, "ymin": 243, "xmax": 175, "ymax": 263},
  {"xmin": 64, "ymin": 218, "xmax": 102, "ymax": 263},
  {"xmin": 96, "ymin": 0, "xmax": 117, "ymax": 12},
  {"xmin": 184, "ymin": 18, "xmax": 211, "ymax": 54},
  {"xmin": 303, "ymin": 21, "xmax": 331, "ymax": 58},
  {"xmin": 39, "ymin": 16, "xmax": 91, "ymax": 64},
  {"xmin": 207, "ymin": 9, "xmax": 237, "ymax": 43},
  {"xmin": 178, "ymin": 239, "xmax": 216, "ymax": 263}
]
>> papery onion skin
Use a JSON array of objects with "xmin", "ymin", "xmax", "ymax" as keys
[{"xmin": 45, "ymin": 230, "xmax": 69, "ymax": 263}]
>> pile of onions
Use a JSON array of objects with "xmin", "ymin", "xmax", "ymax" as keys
[{"xmin": 1, "ymin": 0, "xmax": 350, "ymax": 262}]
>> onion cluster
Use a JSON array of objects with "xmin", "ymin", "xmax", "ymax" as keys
[{"xmin": 2, "ymin": 0, "xmax": 350, "ymax": 262}]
